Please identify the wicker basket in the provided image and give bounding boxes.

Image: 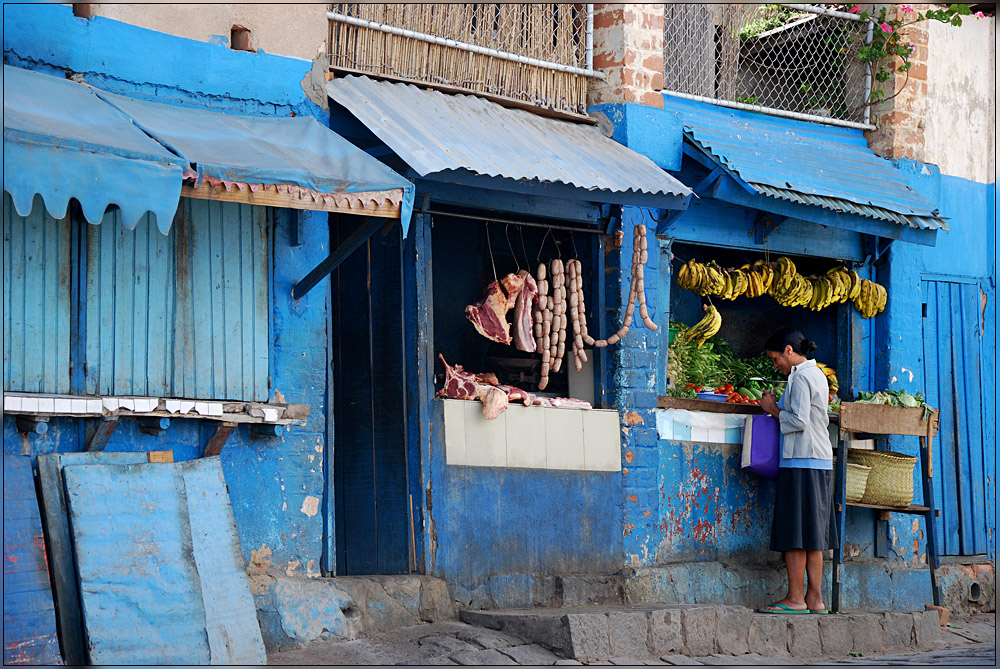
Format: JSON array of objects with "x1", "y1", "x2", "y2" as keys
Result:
[
  {"x1": 848, "y1": 450, "x2": 917, "y2": 507},
  {"x1": 845, "y1": 462, "x2": 873, "y2": 503}
]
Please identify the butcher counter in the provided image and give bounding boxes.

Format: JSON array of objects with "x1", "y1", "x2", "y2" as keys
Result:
[{"x1": 439, "y1": 399, "x2": 622, "y2": 471}]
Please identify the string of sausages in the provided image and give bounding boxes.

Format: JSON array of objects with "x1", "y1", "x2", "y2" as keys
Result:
[{"x1": 534, "y1": 224, "x2": 655, "y2": 390}]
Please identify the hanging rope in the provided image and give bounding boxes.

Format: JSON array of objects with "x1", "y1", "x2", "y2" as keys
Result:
[
  {"x1": 485, "y1": 223, "x2": 498, "y2": 283},
  {"x1": 505, "y1": 223, "x2": 520, "y2": 271}
]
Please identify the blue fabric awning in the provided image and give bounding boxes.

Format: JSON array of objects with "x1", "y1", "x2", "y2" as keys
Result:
[
  {"x1": 3, "y1": 65, "x2": 185, "y2": 232},
  {"x1": 96, "y1": 90, "x2": 415, "y2": 232},
  {"x1": 4, "y1": 66, "x2": 416, "y2": 235},
  {"x1": 662, "y1": 94, "x2": 946, "y2": 233}
]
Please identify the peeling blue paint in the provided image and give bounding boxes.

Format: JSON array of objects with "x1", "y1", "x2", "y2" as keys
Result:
[{"x1": 3, "y1": 5, "x2": 331, "y2": 576}]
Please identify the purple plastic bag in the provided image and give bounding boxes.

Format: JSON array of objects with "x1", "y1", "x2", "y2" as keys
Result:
[{"x1": 741, "y1": 414, "x2": 780, "y2": 480}]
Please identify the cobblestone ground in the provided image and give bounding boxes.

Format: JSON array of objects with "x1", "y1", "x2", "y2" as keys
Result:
[{"x1": 267, "y1": 614, "x2": 995, "y2": 666}]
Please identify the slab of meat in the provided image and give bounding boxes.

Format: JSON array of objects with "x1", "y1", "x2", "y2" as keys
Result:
[
  {"x1": 513, "y1": 269, "x2": 538, "y2": 353},
  {"x1": 533, "y1": 396, "x2": 593, "y2": 410},
  {"x1": 438, "y1": 354, "x2": 481, "y2": 400},
  {"x1": 437, "y1": 355, "x2": 540, "y2": 419},
  {"x1": 465, "y1": 273, "x2": 524, "y2": 345},
  {"x1": 480, "y1": 386, "x2": 509, "y2": 420}
]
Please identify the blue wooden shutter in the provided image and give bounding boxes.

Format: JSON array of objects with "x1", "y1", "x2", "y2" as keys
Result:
[
  {"x1": 922, "y1": 278, "x2": 988, "y2": 556},
  {"x1": 84, "y1": 198, "x2": 269, "y2": 401},
  {"x1": 3, "y1": 193, "x2": 72, "y2": 393},
  {"x1": 172, "y1": 199, "x2": 269, "y2": 401},
  {"x1": 85, "y1": 210, "x2": 175, "y2": 396}
]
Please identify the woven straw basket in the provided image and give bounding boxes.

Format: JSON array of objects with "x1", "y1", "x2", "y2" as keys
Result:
[
  {"x1": 848, "y1": 450, "x2": 917, "y2": 507},
  {"x1": 845, "y1": 462, "x2": 872, "y2": 503}
]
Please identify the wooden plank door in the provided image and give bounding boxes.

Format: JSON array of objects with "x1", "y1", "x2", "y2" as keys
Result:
[
  {"x1": 922, "y1": 279, "x2": 988, "y2": 556},
  {"x1": 332, "y1": 217, "x2": 410, "y2": 575}
]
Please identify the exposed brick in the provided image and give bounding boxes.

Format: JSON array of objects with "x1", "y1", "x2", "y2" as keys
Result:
[
  {"x1": 592, "y1": 7, "x2": 624, "y2": 30},
  {"x1": 906, "y1": 62, "x2": 927, "y2": 80}
]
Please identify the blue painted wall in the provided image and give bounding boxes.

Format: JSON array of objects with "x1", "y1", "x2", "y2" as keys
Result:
[
  {"x1": 600, "y1": 103, "x2": 994, "y2": 609},
  {"x1": 3, "y1": 4, "x2": 332, "y2": 576},
  {"x1": 876, "y1": 166, "x2": 996, "y2": 563}
]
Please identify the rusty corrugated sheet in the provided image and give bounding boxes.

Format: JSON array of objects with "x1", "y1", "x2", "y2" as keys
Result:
[
  {"x1": 662, "y1": 94, "x2": 947, "y2": 231},
  {"x1": 327, "y1": 75, "x2": 691, "y2": 202}
]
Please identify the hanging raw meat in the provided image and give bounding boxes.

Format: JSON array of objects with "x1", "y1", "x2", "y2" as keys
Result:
[
  {"x1": 437, "y1": 355, "x2": 534, "y2": 419},
  {"x1": 465, "y1": 272, "x2": 524, "y2": 345},
  {"x1": 513, "y1": 269, "x2": 538, "y2": 353}
]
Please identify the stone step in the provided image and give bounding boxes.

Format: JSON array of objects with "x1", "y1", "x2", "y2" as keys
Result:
[{"x1": 459, "y1": 605, "x2": 944, "y2": 662}]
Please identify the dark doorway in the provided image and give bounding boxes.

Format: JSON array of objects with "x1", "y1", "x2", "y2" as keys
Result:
[{"x1": 331, "y1": 216, "x2": 410, "y2": 575}]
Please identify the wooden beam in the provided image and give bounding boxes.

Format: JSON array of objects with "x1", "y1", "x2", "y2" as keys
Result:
[
  {"x1": 293, "y1": 216, "x2": 387, "y2": 299},
  {"x1": 181, "y1": 183, "x2": 400, "y2": 218},
  {"x1": 86, "y1": 418, "x2": 118, "y2": 452},
  {"x1": 204, "y1": 423, "x2": 237, "y2": 457}
]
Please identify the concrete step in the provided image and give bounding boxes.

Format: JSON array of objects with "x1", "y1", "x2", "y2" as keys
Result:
[{"x1": 460, "y1": 605, "x2": 944, "y2": 662}]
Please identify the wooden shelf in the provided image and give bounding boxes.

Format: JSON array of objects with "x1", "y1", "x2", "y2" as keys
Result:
[
  {"x1": 657, "y1": 396, "x2": 764, "y2": 414},
  {"x1": 839, "y1": 403, "x2": 938, "y2": 437},
  {"x1": 844, "y1": 501, "x2": 930, "y2": 514}
]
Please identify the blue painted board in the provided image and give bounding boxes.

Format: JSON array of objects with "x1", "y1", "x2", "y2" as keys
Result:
[
  {"x1": 180, "y1": 458, "x2": 267, "y2": 665},
  {"x1": 36, "y1": 452, "x2": 151, "y2": 667},
  {"x1": 2, "y1": 193, "x2": 72, "y2": 393},
  {"x1": 63, "y1": 462, "x2": 212, "y2": 665},
  {"x1": 3, "y1": 455, "x2": 63, "y2": 666},
  {"x1": 59, "y1": 457, "x2": 265, "y2": 665}
]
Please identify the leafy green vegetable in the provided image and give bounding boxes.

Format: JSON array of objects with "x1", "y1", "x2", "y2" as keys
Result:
[
  {"x1": 668, "y1": 323, "x2": 725, "y2": 388},
  {"x1": 664, "y1": 388, "x2": 698, "y2": 399},
  {"x1": 855, "y1": 389, "x2": 935, "y2": 418}
]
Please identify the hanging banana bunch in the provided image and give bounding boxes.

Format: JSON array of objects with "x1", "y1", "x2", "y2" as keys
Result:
[
  {"x1": 685, "y1": 304, "x2": 722, "y2": 349},
  {"x1": 852, "y1": 278, "x2": 887, "y2": 319},
  {"x1": 676, "y1": 255, "x2": 886, "y2": 318}
]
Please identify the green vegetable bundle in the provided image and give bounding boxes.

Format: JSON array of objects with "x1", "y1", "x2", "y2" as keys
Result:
[
  {"x1": 668, "y1": 322, "x2": 725, "y2": 389},
  {"x1": 855, "y1": 390, "x2": 934, "y2": 418}
]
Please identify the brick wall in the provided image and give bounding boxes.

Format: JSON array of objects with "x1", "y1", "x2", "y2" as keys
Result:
[
  {"x1": 589, "y1": 3, "x2": 665, "y2": 108},
  {"x1": 865, "y1": 4, "x2": 931, "y2": 161},
  {"x1": 603, "y1": 209, "x2": 663, "y2": 565}
]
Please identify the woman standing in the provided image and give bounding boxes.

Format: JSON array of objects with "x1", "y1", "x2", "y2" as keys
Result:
[{"x1": 758, "y1": 328, "x2": 838, "y2": 614}]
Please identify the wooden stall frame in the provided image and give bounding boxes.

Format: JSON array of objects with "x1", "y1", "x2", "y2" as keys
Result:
[{"x1": 832, "y1": 403, "x2": 942, "y2": 613}]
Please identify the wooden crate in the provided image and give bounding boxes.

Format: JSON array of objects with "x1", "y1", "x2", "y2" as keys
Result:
[{"x1": 839, "y1": 403, "x2": 938, "y2": 437}]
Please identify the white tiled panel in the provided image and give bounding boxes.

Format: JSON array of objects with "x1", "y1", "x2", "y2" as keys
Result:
[
  {"x1": 505, "y1": 404, "x2": 548, "y2": 469},
  {"x1": 440, "y1": 399, "x2": 621, "y2": 472}
]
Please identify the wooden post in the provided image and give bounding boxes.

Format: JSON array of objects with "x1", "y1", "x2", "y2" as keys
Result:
[
  {"x1": 832, "y1": 428, "x2": 849, "y2": 613},
  {"x1": 920, "y1": 433, "x2": 943, "y2": 607},
  {"x1": 204, "y1": 423, "x2": 237, "y2": 457},
  {"x1": 86, "y1": 418, "x2": 118, "y2": 451}
]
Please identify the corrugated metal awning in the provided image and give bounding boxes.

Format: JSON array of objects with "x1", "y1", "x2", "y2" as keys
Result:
[
  {"x1": 327, "y1": 75, "x2": 692, "y2": 210},
  {"x1": 663, "y1": 94, "x2": 947, "y2": 232},
  {"x1": 3, "y1": 65, "x2": 185, "y2": 232}
]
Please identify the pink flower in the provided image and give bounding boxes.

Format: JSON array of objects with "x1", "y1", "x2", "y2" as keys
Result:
[
  {"x1": 974, "y1": 10, "x2": 986, "y2": 18},
  {"x1": 880, "y1": 22, "x2": 893, "y2": 33},
  {"x1": 849, "y1": 5, "x2": 861, "y2": 14},
  {"x1": 900, "y1": 5, "x2": 914, "y2": 12}
]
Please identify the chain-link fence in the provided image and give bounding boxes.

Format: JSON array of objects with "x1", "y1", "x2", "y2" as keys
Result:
[
  {"x1": 329, "y1": 4, "x2": 591, "y2": 114},
  {"x1": 664, "y1": 4, "x2": 872, "y2": 125}
]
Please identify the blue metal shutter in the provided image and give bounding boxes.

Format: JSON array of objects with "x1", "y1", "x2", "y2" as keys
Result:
[
  {"x1": 84, "y1": 198, "x2": 268, "y2": 401},
  {"x1": 171, "y1": 199, "x2": 269, "y2": 401},
  {"x1": 2, "y1": 193, "x2": 72, "y2": 393},
  {"x1": 921, "y1": 278, "x2": 988, "y2": 556},
  {"x1": 85, "y1": 211, "x2": 175, "y2": 396}
]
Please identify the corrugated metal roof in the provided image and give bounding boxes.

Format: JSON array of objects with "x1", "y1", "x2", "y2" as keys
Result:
[
  {"x1": 662, "y1": 94, "x2": 946, "y2": 231},
  {"x1": 328, "y1": 75, "x2": 691, "y2": 204}
]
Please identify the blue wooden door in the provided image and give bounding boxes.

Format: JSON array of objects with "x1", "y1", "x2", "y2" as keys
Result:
[
  {"x1": 921, "y1": 279, "x2": 988, "y2": 556},
  {"x1": 332, "y1": 219, "x2": 410, "y2": 575}
]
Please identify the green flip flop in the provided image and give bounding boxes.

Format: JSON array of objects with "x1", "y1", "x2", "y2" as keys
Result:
[
  {"x1": 758, "y1": 603, "x2": 809, "y2": 614},
  {"x1": 809, "y1": 609, "x2": 830, "y2": 614}
]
